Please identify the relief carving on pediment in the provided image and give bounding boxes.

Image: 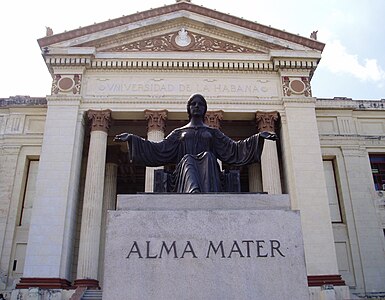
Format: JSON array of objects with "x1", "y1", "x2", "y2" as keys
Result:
[{"x1": 103, "y1": 28, "x2": 262, "y2": 53}]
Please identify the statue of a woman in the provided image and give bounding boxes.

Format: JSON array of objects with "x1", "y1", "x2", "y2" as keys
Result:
[{"x1": 114, "y1": 94, "x2": 277, "y2": 193}]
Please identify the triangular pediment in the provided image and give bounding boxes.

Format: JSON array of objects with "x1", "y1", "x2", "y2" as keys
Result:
[
  {"x1": 98, "y1": 28, "x2": 271, "y2": 54},
  {"x1": 38, "y1": 1, "x2": 324, "y2": 55}
]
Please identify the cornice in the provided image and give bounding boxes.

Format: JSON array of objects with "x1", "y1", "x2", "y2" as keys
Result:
[
  {"x1": 0, "y1": 96, "x2": 47, "y2": 108},
  {"x1": 45, "y1": 56, "x2": 92, "y2": 67},
  {"x1": 89, "y1": 58, "x2": 275, "y2": 72},
  {"x1": 46, "y1": 95, "x2": 82, "y2": 106},
  {"x1": 316, "y1": 98, "x2": 385, "y2": 111},
  {"x1": 38, "y1": 2, "x2": 324, "y2": 51},
  {"x1": 319, "y1": 135, "x2": 385, "y2": 148},
  {"x1": 282, "y1": 97, "x2": 316, "y2": 105},
  {"x1": 44, "y1": 52, "x2": 318, "y2": 73}
]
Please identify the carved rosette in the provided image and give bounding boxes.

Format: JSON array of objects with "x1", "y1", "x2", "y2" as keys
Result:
[
  {"x1": 282, "y1": 76, "x2": 312, "y2": 97},
  {"x1": 104, "y1": 29, "x2": 261, "y2": 53},
  {"x1": 205, "y1": 110, "x2": 223, "y2": 129},
  {"x1": 87, "y1": 110, "x2": 112, "y2": 133},
  {"x1": 144, "y1": 110, "x2": 168, "y2": 133},
  {"x1": 256, "y1": 111, "x2": 279, "y2": 133},
  {"x1": 51, "y1": 74, "x2": 82, "y2": 95}
]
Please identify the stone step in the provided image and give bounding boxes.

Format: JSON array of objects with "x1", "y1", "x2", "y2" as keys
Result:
[{"x1": 81, "y1": 289, "x2": 103, "y2": 300}]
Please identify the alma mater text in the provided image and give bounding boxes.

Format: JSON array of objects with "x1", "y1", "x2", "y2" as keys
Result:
[{"x1": 126, "y1": 239, "x2": 285, "y2": 259}]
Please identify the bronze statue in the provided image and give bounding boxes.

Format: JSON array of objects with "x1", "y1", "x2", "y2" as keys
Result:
[{"x1": 114, "y1": 94, "x2": 277, "y2": 193}]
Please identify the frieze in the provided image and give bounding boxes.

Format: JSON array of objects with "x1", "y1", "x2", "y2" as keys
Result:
[
  {"x1": 85, "y1": 76, "x2": 278, "y2": 98},
  {"x1": 103, "y1": 28, "x2": 262, "y2": 53}
]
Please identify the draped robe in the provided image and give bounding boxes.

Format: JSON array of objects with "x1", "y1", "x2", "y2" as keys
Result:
[{"x1": 128, "y1": 125, "x2": 265, "y2": 193}]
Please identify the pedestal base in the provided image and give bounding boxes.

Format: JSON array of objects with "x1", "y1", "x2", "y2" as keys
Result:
[{"x1": 104, "y1": 194, "x2": 309, "y2": 300}]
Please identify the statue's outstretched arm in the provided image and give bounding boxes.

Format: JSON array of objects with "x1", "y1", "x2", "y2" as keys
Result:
[
  {"x1": 113, "y1": 133, "x2": 133, "y2": 142},
  {"x1": 259, "y1": 131, "x2": 278, "y2": 141}
]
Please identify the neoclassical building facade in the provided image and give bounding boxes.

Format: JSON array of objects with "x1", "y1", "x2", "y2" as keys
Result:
[{"x1": 0, "y1": 1, "x2": 385, "y2": 299}]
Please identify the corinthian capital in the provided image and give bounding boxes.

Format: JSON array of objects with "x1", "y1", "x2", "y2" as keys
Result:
[
  {"x1": 256, "y1": 111, "x2": 279, "y2": 133},
  {"x1": 144, "y1": 110, "x2": 168, "y2": 133},
  {"x1": 87, "y1": 109, "x2": 112, "y2": 133},
  {"x1": 205, "y1": 110, "x2": 223, "y2": 129}
]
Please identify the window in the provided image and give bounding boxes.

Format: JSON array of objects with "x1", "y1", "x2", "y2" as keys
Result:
[
  {"x1": 369, "y1": 154, "x2": 385, "y2": 191},
  {"x1": 19, "y1": 160, "x2": 39, "y2": 226},
  {"x1": 323, "y1": 159, "x2": 343, "y2": 223}
]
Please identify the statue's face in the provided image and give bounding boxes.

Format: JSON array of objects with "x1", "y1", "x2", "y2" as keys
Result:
[{"x1": 189, "y1": 96, "x2": 206, "y2": 117}]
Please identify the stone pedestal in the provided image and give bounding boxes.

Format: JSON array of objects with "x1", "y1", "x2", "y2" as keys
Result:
[{"x1": 104, "y1": 194, "x2": 309, "y2": 300}]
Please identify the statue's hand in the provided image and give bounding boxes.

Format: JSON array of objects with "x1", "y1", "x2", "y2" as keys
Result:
[
  {"x1": 259, "y1": 131, "x2": 278, "y2": 141},
  {"x1": 113, "y1": 133, "x2": 133, "y2": 142}
]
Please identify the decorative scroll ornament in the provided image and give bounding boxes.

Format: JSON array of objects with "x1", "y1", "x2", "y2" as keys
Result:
[
  {"x1": 144, "y1": 110, "x2": 168, "y2": 133},
  {"x1": 51, "y1": 74, "x2": 82, "y2": 95},
  {"x1": 205, "y1": 110, "x2": 223, "y2": 129},
  {"x1": 282, "y1": 76, "x2": 312, "y2": 97},
  {"x1": 255, "y1": 111, "x2": 279, "y2": 133},
  {"x1": 104, "y1": 29, "x2": 261, "y2": 53},
  {"x1": 87, "y1": 110, "x2": 112, "y2": 133}
]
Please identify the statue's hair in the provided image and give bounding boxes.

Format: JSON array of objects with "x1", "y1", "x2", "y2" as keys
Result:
[{"x1": 187, "y1": 93, "x2": 207, "y2": 120}]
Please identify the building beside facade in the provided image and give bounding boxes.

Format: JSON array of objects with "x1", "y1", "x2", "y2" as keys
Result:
[{"x1": 0, "y1": 1, "x2": 384, "y2": 299}]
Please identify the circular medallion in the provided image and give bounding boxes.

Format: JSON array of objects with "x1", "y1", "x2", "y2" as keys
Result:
[
  {"x1": 172, "y1": 28, "x2": 193, "y2": 49},
  {"x1": 289, "y1": 79, "x2": 305, "y2": 94},
  {"x1": 58, "y1": 77, "x2": 74, "y2": 92}
]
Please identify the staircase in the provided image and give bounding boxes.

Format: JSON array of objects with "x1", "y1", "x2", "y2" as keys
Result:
[{"x1": 81, "y1": 289, "x2": 103, "y2": 300}]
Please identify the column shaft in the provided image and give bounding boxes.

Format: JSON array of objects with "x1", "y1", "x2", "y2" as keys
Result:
[
  {"x1": 98, "y1": 162, "x2": 118, "y2": 287},
  {"x1": 145, "y1": 130, "x2": 165, "y2": 192},
  {"x1": 261, "y1": 140, "x2": 282, "y2": 194},
  {"x1": 144, "y1": 110, "x2": 167, "y2": 192},
  {"x1": 256, "y1": 111, "x2": 282, "y2": 194},
  {"x1": 76, "y1": 110, "x2": 111, "y2": 287},
  {"x1": 248, "y1": 163, "x2": 262, "y2": 192}
]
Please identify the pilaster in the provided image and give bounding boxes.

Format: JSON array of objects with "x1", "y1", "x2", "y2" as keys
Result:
[
  {"x1": 341, "y1": 146, "x2": 385, "y2": 292},
  {"x1": 281, "y1": 96, "x2": 340, "y2": 277},
  {"x1": 20, "y1": 96, "x2": 84, "y2": 287}
]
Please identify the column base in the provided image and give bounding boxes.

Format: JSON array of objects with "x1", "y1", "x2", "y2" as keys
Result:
[
  {"x1": 307, "y1": 274, "x2": 346, "y2": 286},
  {"x1": 15, "y1": 277, "x2": 71, "y2": 289},
  {"x1": 73, "y1": 279, "x2": 100, "y2": 289}
]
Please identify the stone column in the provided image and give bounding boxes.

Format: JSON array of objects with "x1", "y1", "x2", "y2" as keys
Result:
[
  {"x1": 98, "y1": 146, "x2": 119, "y2": 287},
  {"x1": 248, "y1": 164, "x2": 263, "y2": 192},
  {"x1": 256, "y1": 111, "x2": 282, "y2": 194},
  {"x1": 205, "y1": 111, "x2": 223, "y2": 170},
  {"x1": 75, "y1": 110, "x2": 111, "y2": 288},
  {"x1": 144, "y1": 110, "x2": 167, "y2": 192}
]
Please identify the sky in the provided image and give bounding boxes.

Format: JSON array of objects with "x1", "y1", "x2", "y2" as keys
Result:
[{"x1": 1, "y1": 0, "x2": 384, "y2": 100}]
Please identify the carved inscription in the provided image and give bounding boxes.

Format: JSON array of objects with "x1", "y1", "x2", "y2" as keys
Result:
[
  {"x1": 126, "y1": 239, "x2": 285, "y2": 259},
  {"x1": 88, "y1": 80, "x2": 275, "y2": 97}
]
